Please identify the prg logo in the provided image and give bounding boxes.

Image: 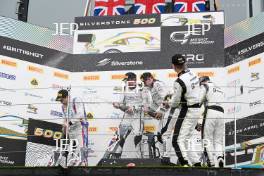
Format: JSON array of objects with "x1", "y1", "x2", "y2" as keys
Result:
[
  {"x1": 183, "y1": 54, "x2": 205, "y2": 64},
  {"x1": 170, "y1": 23, "x2": 211, "y2": 45}
]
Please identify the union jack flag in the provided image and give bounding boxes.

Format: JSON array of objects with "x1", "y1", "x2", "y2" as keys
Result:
[
  {"x1": 93, "y1": 0, "x2": 125, "y2": 16},
  {"x1": 173, "y1": 0, "x2": 206, "y2": 12},
  {"x1": 134, "y1": 0, "x2": 165, "y2": 14}
]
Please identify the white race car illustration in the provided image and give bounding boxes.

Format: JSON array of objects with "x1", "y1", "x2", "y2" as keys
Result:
[
  {"x1": 0, "y1": 115, "x2": 28, "y2": 139},
  {"x1": 81, "y1": 32, "x2": 160, "y2": 54},
  {"x1": 162, "y1": 14, "x2": 215, "y2": 26}
]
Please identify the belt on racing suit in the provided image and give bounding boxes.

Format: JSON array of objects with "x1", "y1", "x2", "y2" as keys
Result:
[
  {"x1": 187, "y1": 103, "x2": 200, "y2": 108},
  {"x1": 207, "y1": 105, "x2": 224, "y2": 113}
]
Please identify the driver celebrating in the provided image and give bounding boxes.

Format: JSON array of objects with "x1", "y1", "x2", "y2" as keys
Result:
[{"x1": 111, "y1": 72, "x2": 144, "y2": 158}]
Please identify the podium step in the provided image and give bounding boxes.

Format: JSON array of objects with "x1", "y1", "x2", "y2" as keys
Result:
[{"x1": 98, "y1": 158, "x2": 162, "y2": 166}]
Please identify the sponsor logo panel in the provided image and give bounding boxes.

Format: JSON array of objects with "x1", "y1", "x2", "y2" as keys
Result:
[
  {"x1": 51, "y1": 84, "x2": 65, "y2": 89},
  {"x1": 53, "y1": 72, "x2": 69, "y2": 80},
  {"x1": 0, "y1": 137, "x2": 27, "y2": 166},
  {"x1": 50, "y1": 110, "x2": 63, "y2": 118},
  {"x1": 228, "y1": 66, "x2": 240, "y2": 74},
  {"x1": 249, "y1": 100, "x2": 262, "y2": 109},
  {"x1": 24, "y1": 92, "x2": 43, "y2": 99},
  {"x1": 0, "y1": 72, "x2": 16, "y2": 80},
  {"x1": 30, "y1": 78, "x2": 39, "y2": 86},
  {"x1": 2, "y1": 45, "x2": 44, "y2": 59},
  {"x1": 184, "y1": 54, "x2": 205, "y2": 64},
  {"x1": 27, "y1": 119, "x2": 63, "y2": 146},
  {"x1": 82, "y1": 88, "x2": 98, "y2": 95},
  {"x1": 75, "y1": 14, "x2": 160, "y2": 30},
  {"x1": 168, "y1": 73, "x2": 177, "y2": 78},
  {"x1": 238, "y1": 42, "x2": 264, "y2": 56},
  {"x1": 1, "y1": 59, "x2": 17, "y2": 67},
  {"x1": 110, "y1": 112, "x2": 121, "y2": 119},
  {"x1": 96, "y1": 58, "x2": 143, "y2": 67},
  {"x1": 225, "y1": 111, "x2": 264, "y2": 147},
  {"x1": 0, "y1": 100, "x2": 12, "y2": 106},
  {"x1": 248, "y1": 58, "x2": 261, "y2": 67},
  {"x1": 197, "y1": 71, "x2": 215, "y2": 77},
  {"x1": 144, "y1": 125, "x2": 156, "y2": 133},
  {"x1": 109, "y1": 127, "x2": 118, "y2": 132},
  {"x1": 169, "y1": 23, "x2": 215, "y2": 45},
  {"x1": 28, "y1": 65, "x2": 43, "y2": 74},
  {"x1": 248, "y1": 87, "x2": 264, "y2": 94},
  {"x1": 83, "y1": 75, "x2": 100, "y2": 81},
  {"x1": 227, "y1": 105, "x2": 242, "y2": 114},
  {"x1": 225, "y1": 33, "x2": 264, "y2": 65},
  {"x1": 88, "y1": 127, "x2": 98, "y2": 133},
  {"x1": 250, "y1": 72, "x2": 260, "y2": 82},
  {"x1": 227, "y1": 79, "x2": 240, "y2": 88},
  {"x1": 111, "y1": 74, "x2": 126, "y2": 80},
  {"x1": 226, "y1": 79, "x2": 244, "y2": 100},
  {"x1": 86, "y1": 112, "x2": 94, "y2": 120},
  {"x1": 26, "y1": 104, "x2": 38, "y2": 114}
]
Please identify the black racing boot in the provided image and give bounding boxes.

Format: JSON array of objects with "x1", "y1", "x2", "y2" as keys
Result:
[
  {"x1": 161, "y1": 157, "x2": 175, "y2": 166},
  {"x1": 193, "y1": 162, "x2": 202, "y2": 167}
]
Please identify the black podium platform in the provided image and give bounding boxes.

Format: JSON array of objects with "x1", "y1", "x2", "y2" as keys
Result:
[
  {"x1": 0, "y1": 167, "x2": 264, "y2": 176},
  {"x1": 98, "y1": 158, "x2": 162, "y2": 167}
]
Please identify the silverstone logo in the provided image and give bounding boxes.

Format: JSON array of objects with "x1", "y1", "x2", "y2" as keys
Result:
[
  {"x1": 97, "y1": 58, "x2": 143, "y2": 67},
  {"x1": 238, "y1": 41, "x2": 264, "y2": 55},
  {"x1": 96, "y1": 58, "x2": 111, "y2": 66},
  {"x1": 79, "y1": 19, "x2": 131, "y2": 27},
  {"x1": 251, "y1": 72, "x2": 260, "y2": 82},
  {"x1": 170, "y1": 23, "x2": 213, "y2": 45},
  {"x1": 0, "y1": 72, "x2": 16, "y2": 80}
]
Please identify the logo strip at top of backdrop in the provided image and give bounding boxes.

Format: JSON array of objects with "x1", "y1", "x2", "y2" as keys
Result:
[
  {"x1": 72, "y1": 12, "x2": 224, "y2": 72},
  {"x1": 0, "y1": 12, "x2": 224, "y2": 72}
]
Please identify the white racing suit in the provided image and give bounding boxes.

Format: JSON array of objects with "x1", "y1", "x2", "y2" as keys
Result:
[
  {"x1": 170, "y1": 69, "x2": 202, "y2": 166},
  {"x1": 50, "y1": 97, "x2": 88, "y2": 167},
  {"x1": 141, "y1": 81, "x2": 167, "y2": 158},
  {"x1": 110, "y1": 88, "x2": 144, "y2": 158},
  {"x1": 200, "y1": 82, "x2": 225, "y2": 167}
]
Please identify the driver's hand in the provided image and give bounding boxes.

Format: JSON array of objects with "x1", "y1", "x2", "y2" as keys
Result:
[
  {"x1": 195, "y1": 123, "x2": 202, "y2": 131},
  {"x1": 113, "y1": 102, "x2": 120, "y2": 109},
  {"x1": 155, "y1": 112, "x2": 163, "y2": 120},
  {"x1": 126, "y1": 107, "x2": 134, "y2": 114},
  {"x1": 162, "y1": 101, "x2": 170, "y2": 109}
]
